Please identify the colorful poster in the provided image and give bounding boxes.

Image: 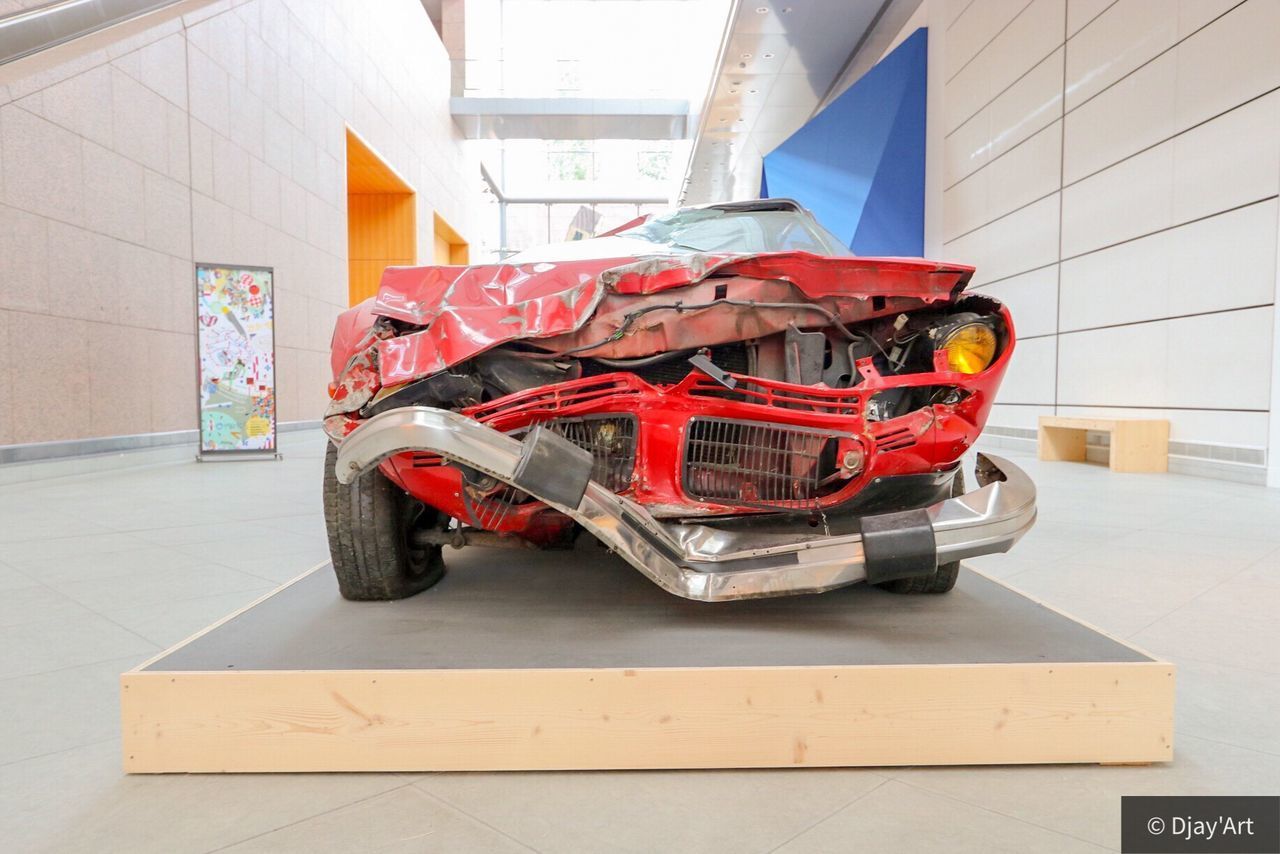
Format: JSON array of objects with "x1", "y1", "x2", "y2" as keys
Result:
[{"x1": 196, "y1": 265, "x2": 277, "y2": 454}]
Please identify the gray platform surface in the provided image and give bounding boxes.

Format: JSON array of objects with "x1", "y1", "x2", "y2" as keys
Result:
[{"x1": 147, "y1": 543, "x2": 1151, "y2": 671}]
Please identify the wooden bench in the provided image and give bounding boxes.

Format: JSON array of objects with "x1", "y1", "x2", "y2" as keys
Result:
[{"x1": 1038, "y1": 416, "x2": 1169, "y2": 473}]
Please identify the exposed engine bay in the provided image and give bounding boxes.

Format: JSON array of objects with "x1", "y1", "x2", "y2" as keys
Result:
[{"x1": 358, "y1": 290, "x2": 1007, "y2": 425}]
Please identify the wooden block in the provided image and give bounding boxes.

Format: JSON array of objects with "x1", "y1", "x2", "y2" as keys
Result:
[
  {"x1": 1110, "y1": 420, "x2": 1169, "y2": 473},
  {"x1": 1038, "y1": 416, "x2": 1169, "y2": 473},
  {"x1": 1038, "y1": 422, "x2": 1087, "y2": 461}
]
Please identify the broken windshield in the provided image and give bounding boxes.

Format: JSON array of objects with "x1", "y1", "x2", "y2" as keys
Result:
[{"x1": 617, "y1": 208, "x2": 855, "y2": 257}]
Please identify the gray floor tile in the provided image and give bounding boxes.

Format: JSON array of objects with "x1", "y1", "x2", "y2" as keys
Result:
[
  {"x1": 214, "y1": 550, "x2": 332, "y2": 583},
  {"x1": 171, "y1": 530, "x2": 332, "y2": 565},
  {"x1": 414, "y1": 768, "x2": 886, "y2": 854},
  {"x1": 0, "y1": 559, "x2": 38, "y2": 590},
  {"x1": 128, "y1": 520, "x2": 284, "y2": 547},
  {"x1": 0, "y1": 514, "x2": 119, "y2": 544},
  {"x1": 0, "y1": 655, "x2": 138, "y2": 766},
  {"x1": 1130, "y1": 565, "x2": 1280, "y2": 673},
  {"x1": 0, "y1": 582, "x2": 96, "y2": 628},
  {"x1": 49, "y1": 562, "x2": 277, "y2": 612},
  {"x1": 774, "y1": 779, "x2": 1109, "y2": 854},
  {"x1": 891, "y1": 735, "x2": 1280, "y2": 848},
  {"x1": 12, "y1": 545, "x2": 215, "y2": 585},
  {"x1": 219, "y1": 786, "x2": 535, "y2": 853},
  {"x1": 2, "y1": 740, "x2": 411, "y2": 854},
  {"x1": 0, "y1": 612, "x2": 157, "y2": 679},
  {"x1": 1003, "y1": 559, "x2": 1234, "y2": 638},
  {"x1": 0, "y1": 531, "x2": 152, "y2": 563},
  {"x1": 1175, "y1": 658, "x2": 1280, "y2": 756},
  {"x1": 99, "y1": 586, "x2": 275, "y2": 647}
]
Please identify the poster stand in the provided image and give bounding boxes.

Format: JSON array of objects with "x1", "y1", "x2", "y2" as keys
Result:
[{"x1": 194, "y1": 263, "x2": 280, "y2": 461}]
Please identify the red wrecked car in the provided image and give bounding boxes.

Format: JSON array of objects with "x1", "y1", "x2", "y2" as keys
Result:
[{"x1": 323, "y1": 199, "x2": 1036, "y2": 602}]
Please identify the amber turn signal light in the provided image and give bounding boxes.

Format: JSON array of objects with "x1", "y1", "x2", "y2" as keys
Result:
[{"x1": 940, "y1": 322, "x2": 997, "y2": 374}]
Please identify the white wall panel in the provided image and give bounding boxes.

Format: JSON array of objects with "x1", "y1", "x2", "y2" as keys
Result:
[
  {"x1": 1170, "y1": 89, "x2": 1280, "y2": 225},
  {"x1": 1060, "y1": 136, "x2": 1173, "y2": 258},
  {"x1": 946, "y1": 192, "x2": 1059, "y2": 287},
  {"x1": 985, "y1": 46, "x2": 1064, "y2": 163},
  {"x1": 1066, "y1": 0, "x2": 1115, "y2": 36},
  {"x1": 1057, "y1": 320, "x2": 1167, "y2": 406},
  {"x1": 942, "y1": 166, "x2": 987, "y2": 242},
  {"x1": 1064, "y1": 0, "x2": 1178, "y2": 110},
  {"x1": 1059, "y1": 200, "x2": 1278, "y2": 331},
  {"x1": 1057, "y1": 308, "x2": 1272, "y2": 410},
  {"x1": 945, "y1": 0, "x2": 1034, "y2": 80},
  {"x1": 943, "y1": 120, "x2": 1060, "y2": 241},
  {"x1": 1177, "y1": 0, "x2": 1243, "y2": 38},
  {"x1": 944, "y1": 0, "x2": 1065, "y2": 134},
  {"x1": 944, "y1": 107, "x2": 991, "y2": 186},
  {"x1": 1064, "y1": 90, "x2": 1280, "y2": 258},
  {"x1": 943, "y1": 0, "x2": 980, "y2": 28},
  {"x1": 937, "y1": 0, "x2": 1279, "y2": 477},
  {"x1": 943, "y1": 45, "x2": 1063, "y2": 188},
  {"x1": 1174, "y1": 1, "x2": 1280, "y2": 131},
  {"x1": 973, "y1": 266, "x2": 1059, "y2": 339},
  {"x1": 988, "y1": 403, "x2": 1055, "y2": 429},
  {"x1": 1062, "y1": 49, "x2": 1175, "y2": 183},
  {"x1": 997, "y1": 335, "x2": 1057, "y2": 405}
]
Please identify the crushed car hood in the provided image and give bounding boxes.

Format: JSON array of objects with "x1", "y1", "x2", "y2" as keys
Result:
[{"x1": 368, "y1": 252, "x2": 974, "y2": 386}]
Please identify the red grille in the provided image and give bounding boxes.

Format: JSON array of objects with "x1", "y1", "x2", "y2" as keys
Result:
[
  {"x1": 873, "y1": 424, "x2": 917, "y2": 451},
  {"x1": 682, "y1": 417, "x2": 847, "y2": 510},
  {"x1": 685, "y1": 374, "x2": 861, "y2": 416},
  {"x1": 466, "y1": 375, "x2": 643, "y2": 425}
]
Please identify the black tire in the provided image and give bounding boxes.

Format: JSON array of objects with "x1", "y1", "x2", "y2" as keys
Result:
[
  {"x1": 323, "y1": 442, "x2": 445, "y2": 600},
  {"x1": 878, "y1": 467, "x2": 964, "y2": 595}
]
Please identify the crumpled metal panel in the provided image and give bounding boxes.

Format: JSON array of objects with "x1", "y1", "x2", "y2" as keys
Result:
[{"x1": 369, "y1": 252, "x2": 973, "y2": 386}]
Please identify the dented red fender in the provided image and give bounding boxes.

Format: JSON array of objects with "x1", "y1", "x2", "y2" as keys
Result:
[{"x1": 349, "y1": 252, "x2": 974, "y2": 387}]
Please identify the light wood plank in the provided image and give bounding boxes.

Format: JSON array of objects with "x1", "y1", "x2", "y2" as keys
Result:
[{"x1": 122, "y1": 661, "x2": 1174, "y2": 772}]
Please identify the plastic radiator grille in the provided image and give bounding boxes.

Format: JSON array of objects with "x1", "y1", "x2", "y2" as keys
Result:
[
  {"x1": 682, "y1": 417, "x2": 843, "y2": 509},
  {"x1": 543, "y1": 414, "x2": 637, "y2": 493}
]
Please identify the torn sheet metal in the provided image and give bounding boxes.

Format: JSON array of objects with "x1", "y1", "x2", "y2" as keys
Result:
[{"x1": 369, "y1": 253, "x2": 974, "y2": 387}]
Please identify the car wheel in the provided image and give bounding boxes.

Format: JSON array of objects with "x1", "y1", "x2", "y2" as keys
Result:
[
  {"x1": 323, "y1": 442, "x2": 445, "y2": 600},
  {"x1": 878, "y1": 467, "x2": 964, "y2": 595}
]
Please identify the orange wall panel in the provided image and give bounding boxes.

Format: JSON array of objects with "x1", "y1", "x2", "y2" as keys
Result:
[{"x1": 347, "y1": 192, "x2": 416, "y2": 306}]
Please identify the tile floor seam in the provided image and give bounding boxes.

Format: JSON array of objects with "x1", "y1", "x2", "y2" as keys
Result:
[
  {"x1": 0, "y1": 653, "x2": 143, "y2": 686},
  {"x1": 0, "y1": 735, "x2": 119, "y2": 771},
  {"x1": 888, "y1": 776, "x2": 1114, "y2": 851},
  {"x1": 1175, "y1": 730, "x2": 1280, "y2": 760},
  {"x1": 410, "y1": 785, "x2": 545, "y2": 853},
  {"x1": 763, "y1": 776, "x2": 892, "y2": 853},
  {"x1": 0, "y1": 561, "x2": 164, "y2": 658},
  {"x1": 1176, "y1": 731, "x2": 1280, "y2": 761},
  {"x1": 201, "y1": 780, "x2": 419, "y2": 854},
  {"x1": 1158, "y1": 649, "x2": 1280, "y2": 679},
  {"x1": 1120, "y1": 539, "x2": 1280, "y2": 641}
]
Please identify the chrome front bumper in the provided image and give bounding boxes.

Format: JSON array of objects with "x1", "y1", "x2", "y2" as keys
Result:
[{"x1": 334, "y1": 406, "x2": 1037, "y2": 602}]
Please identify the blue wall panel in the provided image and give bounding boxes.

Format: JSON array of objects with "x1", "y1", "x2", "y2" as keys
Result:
[{"x1": 760, "y1": 28, "x2": 927, "y2": 257}]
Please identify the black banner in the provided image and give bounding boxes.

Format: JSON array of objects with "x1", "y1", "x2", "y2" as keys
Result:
[{"x1": 1122, "y1": 796, "x2": 1279, "y2": 853}]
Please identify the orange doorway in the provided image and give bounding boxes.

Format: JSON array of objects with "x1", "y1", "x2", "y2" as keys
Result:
[
  {"x1": 433, "y1": 212, "x2": 469, "y2": 265},
  {"x1": 346, "y1": 128, "x2": 416, "y2": 306}
]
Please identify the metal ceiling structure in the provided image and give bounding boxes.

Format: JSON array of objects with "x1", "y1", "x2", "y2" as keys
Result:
[
  {"x1": 451, "y1": 97, "x2": 693, "y2": 140},
  {"x1": 680, "y1": 0, "x2": 894, "y2": 205}
]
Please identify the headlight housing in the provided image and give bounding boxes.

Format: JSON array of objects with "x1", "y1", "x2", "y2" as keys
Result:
[{"x1": 933, "y1": 314, "x2": 998, "y2": 375}]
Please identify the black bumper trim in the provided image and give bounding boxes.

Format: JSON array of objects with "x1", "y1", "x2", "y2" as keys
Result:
[{"x1": 860, "y1": 508, "x2": 938, "y2": 584}]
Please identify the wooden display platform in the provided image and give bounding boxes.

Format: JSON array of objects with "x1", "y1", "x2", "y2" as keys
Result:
[{"x1": 121, "y1": 545, "x2": 1175, "y2": 773}]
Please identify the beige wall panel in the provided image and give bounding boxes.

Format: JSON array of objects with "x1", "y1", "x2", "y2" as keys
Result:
[{"x1": 0, "y1": 0, "x2": 479, "y2": 444}]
